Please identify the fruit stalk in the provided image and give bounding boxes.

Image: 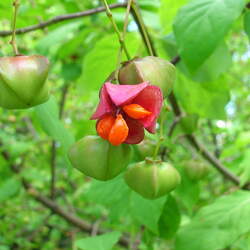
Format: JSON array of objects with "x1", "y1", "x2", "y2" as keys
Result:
[
  {"x1": 153, "y1": 106, "x2": 167, "y2": 159},
  {"x1": 102, "y1": 0, "x2": 130, "y2": 60},
  {"x1": 114, "y1": 0, "x2": 133, "y2": 82},
  {"x1": 131, "y1": 1, "x2": 154, "y2": 56},
  {"x1": 9, "y1": 0, "x2": 20, "y2": 55}
]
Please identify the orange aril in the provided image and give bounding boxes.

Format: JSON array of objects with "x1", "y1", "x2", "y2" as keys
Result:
[
  {"x1": 108, "y1": 114, "x2": 129, "y2": 146},
  {"x1": 123, "y1": 104, "x2": 151, "y2": 119},
  {"x1": 96, "y1": 114, "x2": 115, "y2": 140}
]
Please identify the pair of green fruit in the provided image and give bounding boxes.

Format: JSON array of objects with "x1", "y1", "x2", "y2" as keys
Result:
[
  {"x1": 69, "y1": 136, "x2": 181, "y2": 200},
  {"x1": 68, "y1": 56, "x2": 178, "y2": 200},
  {"x1": 0, "y1": 54, "x2": 180, "y2": 199},
  {"x1": 68, "y1": 57, "x2": 178, "y2": 200},
  {"x1": 0, "y1": 55, "x2": 175, "y2": 109}
]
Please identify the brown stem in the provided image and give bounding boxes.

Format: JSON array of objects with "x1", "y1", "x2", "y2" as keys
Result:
[
  {"x1": 50, "y1": 141, "x2": 56, "y2": 199},
  {"x1": 1, "y1": 2, "x2": 249, "y2": 38},
  {"x1": 0, "y1": 3, "x2": 126, "y2": 37},
  {"x1": 50, "y1": 84, "x2": 70, "y2": 200},
  {"x1": 130, "y1": 1, "x2": 156, "y2": 56},
  {"x1": 0, "y1": 145, "x2": 130, "y2": 247},
  {"x1": 130, "y1": 0, "x2": 250, "y2": 189},
  {"x1": 130, "y1": 226, "x2": 145, "y2": 250},
  {"x1": 168, "y1": 116, "x2": 182, "y2": 137},
  {"x1": 185, "y1": 134, "x2": 240, "y2": 185},
  {"x1": 59, "y1": 84, "x2": 69, "y2": 119}
]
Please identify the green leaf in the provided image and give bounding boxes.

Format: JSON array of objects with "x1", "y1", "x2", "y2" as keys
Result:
[
  {"x1": 158, "y1": 195, "x2": 181, "y2": 239},
  {"x1": 174, "y1": 74, "x2": 230, "y2": 119},
  {"x1": 176, "y1": 191, "x2": 250, "y2": 250},
  {"x1": 75, "y1": 232, "x2": 121, "y2": 250},
  {"x1": 173, "y1": 0, "x2": 245, "y2": 72},
  {"x1": 244, "y1": 10, "x2": 250, "y2": 40},
  {"x1": 36, "y1": 21, "x2": 82, "y2": 54},
  {"x1": 162, "y1": 34, "x2": 232, "y2": 83},
  {"x1": 139, "y1": 0, "x2": 160, "y2": 12},
  {"x1": 160, "y1": 0, "x2": 188, "y2": 33},
  {"x1": 180, "y1": 114, "x2": 199, "y2": 134},
  {"x1": 60, "y1": 63, "x2": 82, "y2": 82},
  {"x1": 85, "y1": 176, "x2": 130, "y2": 205},
  {"x1": 0, "y1": 178, "x2": 21, "y2": 202},
  {"x1": 34, "y1": 96, "x2": 74, "y2": 151},
  {"x1": 175, "y1": 167, "x2": 200, "y2": 212},
  {"x1": 79, "y1": 33, "x2": 140, "y2": 92},
  {"x1": 57, "y1": 28, "x2": 92, "y2": 59},
  {"x1": 130, "y1": 192, "x2": 166, "y2": 234},
  {"x1": 85, "y1": 176, "x2": 131, "y2": 221}
]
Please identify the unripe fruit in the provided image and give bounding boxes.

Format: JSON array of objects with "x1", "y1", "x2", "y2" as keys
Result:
[
  {"x1": 118, "y1": 56, "x2": 176, "y2": 95},
  {"x1": 184, "y1": 160, "x2": 209, "y2": 181},
  {"x1": 68, "y1": 136, "x2": 132, "y2": 181},
  {"x1": 137, "y1": 139, "x2": 156, "y2": 159},
  {"x1": 0, "y1": 55, "x2": 50, "y2": 109},
  {"x1": 124, "y1": 160, "x2": 181, "y2": 199}
]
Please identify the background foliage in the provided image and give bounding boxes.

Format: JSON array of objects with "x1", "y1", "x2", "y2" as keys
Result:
[{"x1": 0, "y1": 0, "x2": 250, "y2": 249}]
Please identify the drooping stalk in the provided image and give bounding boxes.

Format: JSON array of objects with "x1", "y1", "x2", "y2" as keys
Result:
[
  {"x1": 153, "y1": 107, "x2": 167, "y2": 160},
  {"x1": 10, "y1": 0, "x2": 20, "y2": 55},
  {"x1": 102, "y1": 0, "x2": 131, "y2": 60},
  {"x1": 122, "y1": 0, "x2": 133, "y2": 42},
  {"x1": 114, "y1": 0, "x2": 133, "y2": 82},
  {"x1": 131, "y1": 1, "x2": 154, "y2": 56}
]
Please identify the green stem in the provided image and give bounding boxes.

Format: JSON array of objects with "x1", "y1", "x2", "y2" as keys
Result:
[
  {"x1": 131, "y1": 1, "x2": 154, "y2": 56},
  {"x1": 153, "y1": 108, "x2": 167, "y2": 160},
  {"x1": 10, "y1": 0, "x2": 20, "y2": 55},
  {"x1": 122, "y1": 0, "x2": 133, "y2": 40},
  {"x1": 114, "y1": 0, "x2": 133, "y2": 83},
  {"x1": 102, "y1": 0, "x2": 130, "y2": 60},
  {"x1": 115, "y1": 47, "x2": 123, "y2": 83}
]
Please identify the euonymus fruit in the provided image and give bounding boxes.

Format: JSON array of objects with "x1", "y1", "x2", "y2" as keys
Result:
[
  {"x1": 0, "y1": 55, "x2": 50, "y2": 109},
  {"x1": 137, "y1": 139, "x2": 156, "y2": 159},
  {"x1": 68, "y1": 135, "x2": 132, "y2": 181},
  {"x1": 184, "y1": 160, "x2": 209, "y2": 181},
  {"x1": 124, "y1": 160, "x2": 181, "y2": 199},
  {"x1": 118, "y1": 56, "x2": 176, "y2": 95}
]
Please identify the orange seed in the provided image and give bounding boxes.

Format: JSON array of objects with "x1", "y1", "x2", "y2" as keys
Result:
[
  {"x1": 123, "y1": 104, "x2": 152, "y2": 119},
  {"x1": 108, "y1": 114, "x2": 129, "y2": 146},
  {"x1": 96, "y1": 114, "x2": 115, "y2": 140}
]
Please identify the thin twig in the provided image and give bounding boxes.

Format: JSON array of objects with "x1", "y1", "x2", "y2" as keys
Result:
[
  {"x1": 130, "y1": 226, "x2": 145, "y2": 250},
  {"x1": 23, "y1": 116, "x2": 39, "y2": 139},
  {"x1": 130, "y1": 0, "x2": 249, "y2": 188},
  {"x1": 185, "y1": 134, "x2": 240, "y2": 185},
  {"x1": 0, "y1": 145, "x2": 130, "y2": 247},
  {"x1": 171, "y1": 55, "x2": 181, "y2": 65},
  {"x1": 207, "y1": 120, "x2": 220, "y2": 158},
  {"x1": 153, "y1": 109, "x2": 167, "y2": 159},
  {"x1": 28, "y1": 187, "x2": 130, "y2": 247},
  {"x1": 91, "y1": 217, "x2": 105, "y2": 236},
  {"x1": 123, "y1": 0, "x2": 133, "y2": 39},
  {"x1": 59, "y1": 84, "x2": 70, "y2": 119},
  {"x1": 50, "y1": 84, "x2": 70, "y2": 199},
  {"x1": 114, "y1": 0, "x2": 133, "y2": 82},
  {"x1": 168, "y1": 116, "x2": 182, "y2": 137},
  {"x1": 0, "y1": 3, "x2": 126, "y2": 37},
  {"x1": 50, "y1": 141, "x2": 56, "y2": 199},
  {"x1": 131, "y1": 1, "x2": 156, "y2": 56},
  {"x1": 1, "y1": 2, "x2": 249, "y2": 38}
]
